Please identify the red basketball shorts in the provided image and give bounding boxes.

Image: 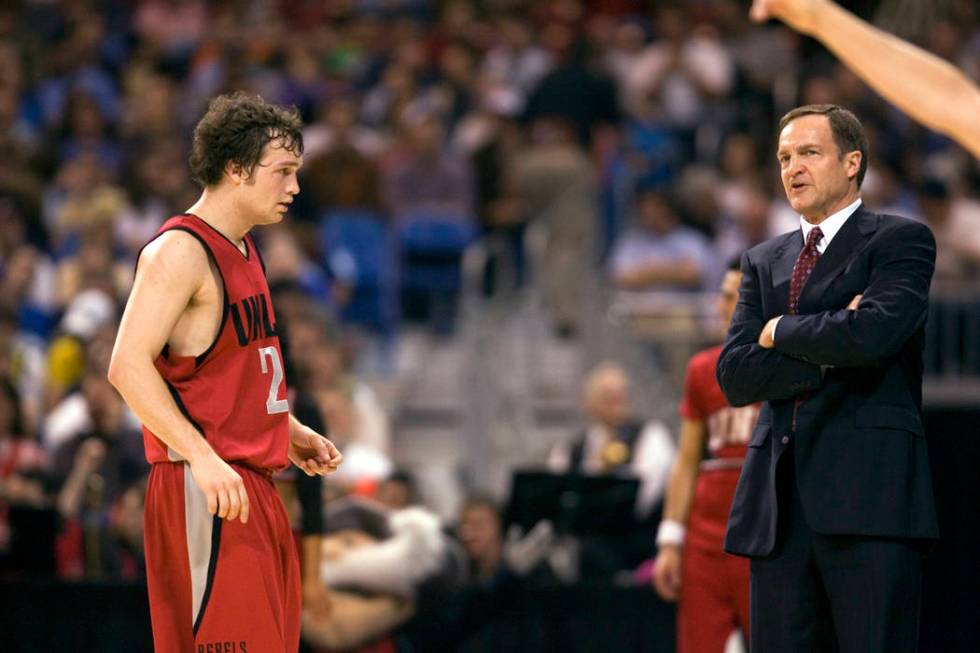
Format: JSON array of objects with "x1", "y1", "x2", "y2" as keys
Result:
[
  {"x1": 677, "y1": 468, "x2": 750, "y2": 653},
  {"x1": 144, "y1": 461, "x2": 301, "y2": 652}
]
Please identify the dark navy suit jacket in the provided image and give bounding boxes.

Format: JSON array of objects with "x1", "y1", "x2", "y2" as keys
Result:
[{"x1": 717, "y1": 206, "x2": 939, "y2": 557}]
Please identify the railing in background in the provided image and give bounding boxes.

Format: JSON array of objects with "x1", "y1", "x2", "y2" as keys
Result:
[
  {"x1": 609, "y1": 285, "x2": 980, "y2": 409},
  {"x1": 924, "y1": 281, "x2": 980, "y2": 406},
  {"x1": 608, "y1": 290, "x2": 721, "y2": 390}
]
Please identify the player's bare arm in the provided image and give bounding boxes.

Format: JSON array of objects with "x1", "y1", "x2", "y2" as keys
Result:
[
  {"x1": 108, "y1": 230, "x2": 251, "y2": 524},
  {"x1": 751, "y1": 0, "x2": 980, "y2": 157},
  {"x1": 652, "y1": 418, "x2": 707, "y2": 601},
  {"x1": 287, "y1": 413, "x2": 343, "y2": 477}
]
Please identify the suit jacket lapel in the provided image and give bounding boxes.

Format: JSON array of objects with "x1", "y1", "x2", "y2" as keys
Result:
[
  {"x1": 769, "y1": 231, "x2": 803, "y2": 316},
  {"x1": 798, "y1": 206, "x2": 879, "y2": 313}
]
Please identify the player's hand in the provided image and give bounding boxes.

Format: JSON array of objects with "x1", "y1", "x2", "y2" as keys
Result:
[
  {"x1": 189, "y1": 450, "x2": 250, "y2": 524},
  {"x1": 288, "y1": 424, "x2": 343, "y2": 476},
  {"x1": 750, "y1": 0, "x2": 825, "y2": 35},
  {"x1": 652, "y1": 545, "x2": 683, "y2": 602},
  {"x1": 847, "y1": 293, "x2": 863, "y2": 310}
]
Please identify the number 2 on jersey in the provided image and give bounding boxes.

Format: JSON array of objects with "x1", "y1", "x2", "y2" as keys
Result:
[{"x1": 258, "y1": 346, "x2": 289, "y2": 414}]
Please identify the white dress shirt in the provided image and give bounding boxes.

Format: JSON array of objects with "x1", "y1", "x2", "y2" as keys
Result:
[{"x1": 800, "y1": 198, "x2": 863, "y2": 254}]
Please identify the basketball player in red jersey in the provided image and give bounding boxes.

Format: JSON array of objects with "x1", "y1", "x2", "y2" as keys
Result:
[
  {"x1": 652, "y1": 261, "x2": 756, "y2": 652},
  {"x1": 108, "y1": 92, "x2": 342, "y2": 652}
]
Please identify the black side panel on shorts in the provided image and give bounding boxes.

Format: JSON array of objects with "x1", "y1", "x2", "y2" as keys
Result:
[{"x1": 192, "y1": 515, "x2": 223, "y2": 636}]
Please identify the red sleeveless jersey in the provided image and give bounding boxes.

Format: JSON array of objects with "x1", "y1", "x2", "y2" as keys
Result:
[
  {"x1": 141, "y1": 214, "x2": 290, "y2": 472},
  {"x1": 679, "y1": 345, "x2": 757, "y2": 461},
  {"x1": 679, "y1": 345, "x2": 759, "y2": 551}
]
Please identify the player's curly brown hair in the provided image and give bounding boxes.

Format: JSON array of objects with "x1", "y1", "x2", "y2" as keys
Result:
[{"x1": 189, "y1": 91, "x2": 304, "y2": 187}]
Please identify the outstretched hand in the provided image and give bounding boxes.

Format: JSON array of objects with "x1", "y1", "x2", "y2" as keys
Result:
[
  {"x1": 289, "y1": 424, "x2": 343, "y2": 476},
  {"x1": 750, "y1": 0, "x2": 825, "y2": 34}
]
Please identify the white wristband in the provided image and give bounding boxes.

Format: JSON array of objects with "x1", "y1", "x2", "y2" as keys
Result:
[{"x1": 656, "y1": 520, "x2": 686, "y2": 547}]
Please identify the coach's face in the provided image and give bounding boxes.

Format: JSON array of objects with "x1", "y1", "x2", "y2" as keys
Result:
[{"x1": 777, "y1": 114, "x2": 861, "y2": 223}]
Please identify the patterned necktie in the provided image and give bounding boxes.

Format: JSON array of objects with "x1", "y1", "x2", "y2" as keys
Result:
[{"x1": 788, "y1": 226, "x2": 823, "y2": 314}]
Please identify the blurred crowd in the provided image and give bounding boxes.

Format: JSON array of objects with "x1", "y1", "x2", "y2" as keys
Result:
[{"x1": 1, "y1": 0, "x2": 980, "y2": 650}]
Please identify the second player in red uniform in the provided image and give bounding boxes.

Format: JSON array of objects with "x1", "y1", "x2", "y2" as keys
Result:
[{"x1": 652, "y1": 263, "x2": 757, "y2": 652}]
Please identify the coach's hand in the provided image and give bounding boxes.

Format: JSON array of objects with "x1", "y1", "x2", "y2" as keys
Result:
[
  {"x1": 758, "y1": 316, "x2": 780, "y2": 349},
  {"x1": 289, "y1": 424, "x2": 343, "y2": 476},
  {"x1": 189, "y1": 449, "x2": 250, "y2": 524},
  {"x1": 652, "y1": 545, "x2": 683, "y2": 602}
]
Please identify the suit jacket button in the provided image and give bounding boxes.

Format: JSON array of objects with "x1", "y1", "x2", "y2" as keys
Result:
[{"x1": 781, "y1": 436, "x2": 790, "y2": 444}]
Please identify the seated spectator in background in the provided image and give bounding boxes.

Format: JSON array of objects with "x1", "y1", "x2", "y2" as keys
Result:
[
  {"x1": 118, "y1": 71, "x2": 182, "y2": 150},
  {"x1": 55, "y1": 223, "x2": 131, "y2": 312},
  {"x1": 53, "y1": 185, "x2": 133, "y2": 305},
  {"x1": 361, "y1": 61, "x2": 422, "y2": 132},
  {"x1": 0, "y1": 377, "x2": 51, "y2": 573},
  {"x1": 548, "y1": 361, "x2": 675, "y2": 521},
  {"x1": 303, "y1": 494, "x2": 447, "y2": 652},
  {"x1": 917, "y1": 178, "x2": 980, "y2": 284},
  {"x1": 319, "y1": 502, "x2": 447, "y2": 601},
  {"x1": 42, "y1": 290, "x2": 121, "y2": 437},
  {"x1": 0, "y1": 84, "x2": 43, "y2": 210},
  {"x1": 394, "y1": 493, "x2": 546, "y2": 652},
  {"x1": 42, "y1": 153, "x2": 112, "y2": 253},
  {"x1": 116, "y1": 141, "x2": 195, "y2": 259},
  {"x1": 482, "y1": 13, "x2": 552, "y2": 102},
  {"x1": 260, "y1": 224, "x2": 334, "y2": 306},
  {"x1": 714, "y1": 180, "x2": 778, "y2": 266},
  {"x1": 0, "y1": 201, "x2": 57, "y2": 432},
  {"x1": 304, "y1": 329, "x2": 392, "y2": 456},
  {"x1": 55, "y1": 91, "x2": 122, "y2": 178},
  {"x1": 457, "y1": 495, "x2": 505, "y2": 586},
  {"x1": 48, "y1": 369, "x2": 149, "y2": 579},
  {"x1": 315, "y1": 382, "x2": 394, "y2": 494},
  {"x1": 714, "y1": 131, "x2": 765, "y2": 218},
  {"x1": 610, "y1": 187, "x2": 719, "y2": 294},
  {"x1": 383, "y1": 106, "x2": 475, "y2": 222},
  {"x1": 624, "y1": 6, "x2": 734, "y2": 149},
  {"x1": 546, "y1": 360, "x2": 674, "y2": 579},
  {"x1": 106, "y1": 478, "x2": 146, "y2": 579},
  {"x1": 298, "y1": 95, "x2": 385, "y2": 236},
  {"x1": 304, "y1": 95, "x2": 386, "y2": 162},
  {"x1": 423, "y1": 39, "x2": 479, "y2": 130},
  {"x1": 861, "y1": 159, "x2": 920, "y2": 218},
  {"x1": 375, "y1": 470, "x2": 418, "y2": 511},
  {"x1": 0, "y1": 196, "x2": 58, "y2": 338}
]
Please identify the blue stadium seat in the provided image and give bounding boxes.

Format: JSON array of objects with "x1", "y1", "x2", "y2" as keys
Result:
[
  {"x1": 397, "y1": 213, "x2": 476, "y2": 332},
  {"x1": 318, "y1": 210, "x2": 396, "y2": 334},
  {"x1": 398, "y1": 214, "x2": 476, "y2": 293}
]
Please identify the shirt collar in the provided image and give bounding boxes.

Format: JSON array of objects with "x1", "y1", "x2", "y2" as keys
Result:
[{"x1": 800, "y1": 198, "x2": 862, "y2": 253}]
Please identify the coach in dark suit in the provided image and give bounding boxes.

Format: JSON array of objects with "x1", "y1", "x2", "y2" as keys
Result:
[{"x1": 717, "y1": 104, "x2": 938, "y2": 652}]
